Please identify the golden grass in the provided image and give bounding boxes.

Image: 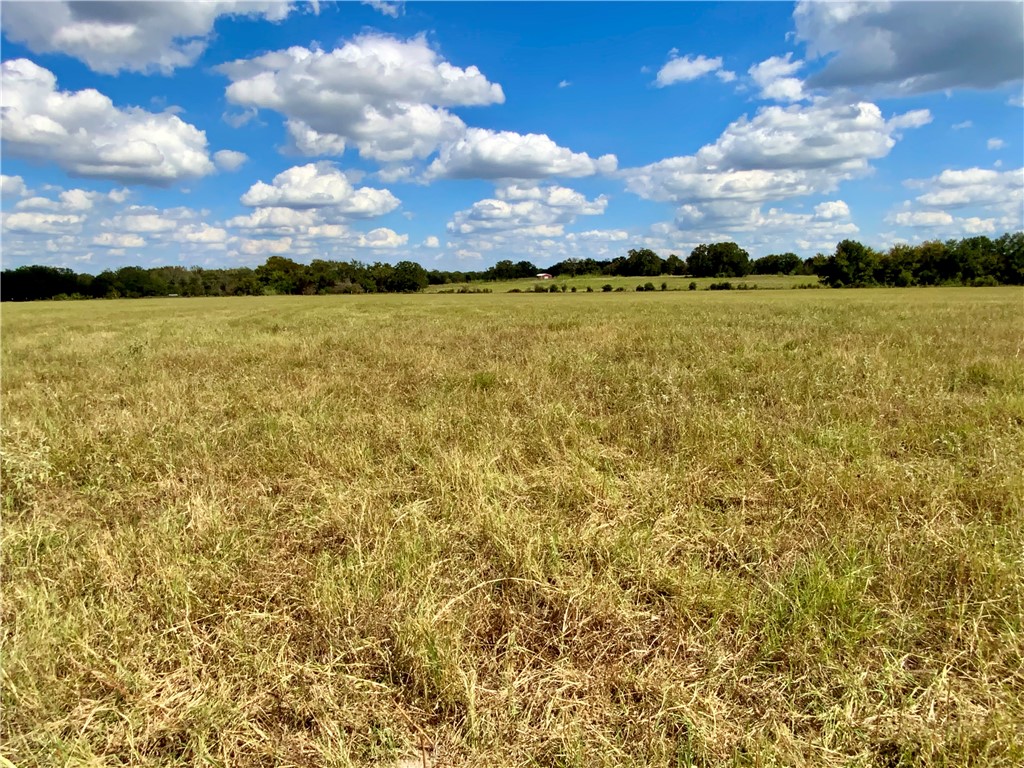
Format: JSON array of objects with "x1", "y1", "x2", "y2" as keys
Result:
[
  {"x1": 2, "y1": 288, "x2": 1023, "y2": 766},
  {"x1": 423, "y1": 274, "x2": 812, "y2": 293}
]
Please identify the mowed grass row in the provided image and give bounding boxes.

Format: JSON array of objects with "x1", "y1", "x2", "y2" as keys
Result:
[{"x1": 2, "y1": 288, "x2": 1022, "y2": 767}]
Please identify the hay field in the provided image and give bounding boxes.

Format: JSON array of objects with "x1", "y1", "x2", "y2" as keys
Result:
[{"x1": 2, "y1": 288, "x2": 1023, "y2": 767}]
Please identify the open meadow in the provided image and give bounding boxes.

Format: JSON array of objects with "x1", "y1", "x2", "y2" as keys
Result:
[{"x1": 2, "y1": 288, "x2": 1023, "y2": 767}]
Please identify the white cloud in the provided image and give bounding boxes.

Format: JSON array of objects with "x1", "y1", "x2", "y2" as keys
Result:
[
  {"x1": 656, "y1": 54, "x2": 734, "y2": 87},
  {"x1": 362, "y1": 1, "x2": 402, "y2": 18},
  {"x1": 446, "y1": 183, "x2": 608, "y2": 237},
  {"x1": 423, "y1": 235, "x2": 441, "y2": 248},
  {"x1": 104, "y1": 209, "x2": 178, "y2": 233},
  {"x1": 426, "y1": 128, "x2": 617, "y2": 180},
  {"x1": 891, "y1": 211, "x2": 954, "y2": 228},
  {"x1": 1, "y1": 175, "x2": 27, "y2": 198},
  {"x1": 219, "y1": 34, "x2": 504, "y2": 162},
  {"x1": 952, "y1": 120, "x2": 973, "y2": 131},
  {"x1": 239, "y1": 236, "x2": 293, "y2": 256},
  {"x1": 227, "y1": 207, "x2": 319, "y2": 232},
  {"x1": 748, "y1": 54, "x2": 805, "y2": 102},
  {"x1": 907, "y1": 167, "x2": 1024, "y2": 211},
  {"x1": 1, "y1": 1, "x2": 297, "y2": 74},
  {"x1": 623, "y1": 101, "x2": 929, "y2": 208},
  {"x1": 92, "y1": 232, "x2": 146, "y2": 248},
  {"x1": 794, "y1": 1, "x2": 1024, "y2": 95},
  {"x1": 175, "y1": 224, "x2": 229, "y2": 245},
  {"x1": 214, "y1": 150, "x2": 249, "y2": 171},
  {"x1": 889, "y1": 166, "x2": 1024, "y2": 236},
  {"x1": 558, "y1": 80, "x2": 572, "y2": 89},
  {"x1": 240, "y1": 162, "x2": 400, "y2": 217},
  {"x1": 987, "y1": 138, "x2": 1006, "y2": 150},
  {"x1": 814, "y1": 200, "x2": 851, "y2": 220},
  {"x1": 2, "y1": 212, "x2": 86, "y2": 234},
  {"x1": 355, "y1": 227, "x2": 408, "y2": 248},
  {"x1": 1, "y1": 59, "x2": 214, "y2": 186},
  {"x1": 566, "y1": 229, "x2": 630, "y2": 242}
]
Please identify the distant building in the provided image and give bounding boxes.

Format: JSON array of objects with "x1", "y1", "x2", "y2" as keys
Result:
[{"x1": 536, "y1": 273, "x2": 553, "y2": 280}]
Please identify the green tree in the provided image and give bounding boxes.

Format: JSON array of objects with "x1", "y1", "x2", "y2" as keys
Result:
[{"x1": 687, "y1": 242, "x2": 750, "y2": 277}]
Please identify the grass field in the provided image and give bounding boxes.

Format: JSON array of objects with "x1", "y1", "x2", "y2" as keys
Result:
[
  {"x1": 423, "y1": 274, "x2": 815, "y2": 293},
  {"x1": 3, "y1": 288, "x2": 1023, "y2": 767}
]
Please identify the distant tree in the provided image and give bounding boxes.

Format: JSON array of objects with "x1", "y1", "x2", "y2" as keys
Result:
[
  {"x1": 688, "y1": 242, "x2": 751, "y2": 277},
  {"x1": 663, "y1": 254, "x2": 686, "y2": 275},
  {"x1": 385, "y1": 261, "x2": 429, "y2": 292},
  {"x1": 751, "y1": 252, "x2": 801, "y2": 275},
  {"x1": 820, "y1": 240, "x2": 879, "y2": 287},
  {"x1": 613, "y1": 248, "x2": 663, "y2": 276},
  {"x1": 996, "y1": 231, "x2": 1024, "y2": 284}
]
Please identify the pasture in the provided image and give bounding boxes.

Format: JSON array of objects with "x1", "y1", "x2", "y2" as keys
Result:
[{"x1": 2, "y1": 288, "x2": 1022, "y2": 766}]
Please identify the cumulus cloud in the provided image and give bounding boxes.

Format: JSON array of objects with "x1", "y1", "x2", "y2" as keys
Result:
[
  {"x1": 623, "y1": 101, "x2": 930, "y2": 209},
  {"x1": 1, "y1": 1, "x2": 297, "y2": 74},
  {"x1": 2, "y1": 212, "x2": 86, "y2": 235},
  {"x1": 889, "y1": 166, "x2": 1024, "y2": 236},
  {"x1": 426, "y1": 128, "x2": 617, "y2": 180},
  {"x1": 214, "y1": 150, "x2": 249, "y2": 171},
  {"x1": 987, "y1": 138, "x2": 1006, "y2": 150},
  {"x1": 656, "y1": 53, "x2": 735, "y2": 87},
  {"x1": 423, "y1": 235, "x2": 441, "y2": 248},
  {"x1": 446, "y1": 183, "x2": 608, "y2": 237},
  {"x1": 794, "y1": 1, "x2": 1024, "y2": 95},
  {"x1": 92, "y1": 232, "x2": 146, "y2": 248},
  {"x1": 1, "y1": 59, "x2": 214, "y2": 186},
  {"x1": 906, "y1": 167, "x2": 1024, "y2": 211},
  {"x1": 219, "y1": 34, "x2": 504, "y2": 162},
  {"x1": 1, "y1": 175, "x2": 27, "y2": 198},
  {"x1": 748, "y1": 53, "x2": 805, "y2": 101},
  {"x1": 240, "y1": 163, "x2": 400, "y2": 217},
  {"x1": 362, "y1": 0, "x2": 402, "y2": 17}
]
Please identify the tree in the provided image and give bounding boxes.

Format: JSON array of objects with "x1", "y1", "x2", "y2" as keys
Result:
[
  {"x1": 663, "y1": 254, "x2": 686, "y2": 275},
  {"x1": 752, "y1": 252, "x2": 801, "y2": 275},
  {"x1": 820, "y1": 240, "x2": 879, "y2": 287},
  {"x1": 386, "y1": 261, "x2": 429, "y2": 292},
  {"x1": 613, "y1": 248, "x2": 663, "y2": 276},
  {"x1": 687, "y1": 242, "x2": 751, "y2": 277}
]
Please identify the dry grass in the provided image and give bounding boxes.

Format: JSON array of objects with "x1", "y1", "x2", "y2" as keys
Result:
[{"x1": 2, "y1": 288, "x2": 1023, "y2": 767}]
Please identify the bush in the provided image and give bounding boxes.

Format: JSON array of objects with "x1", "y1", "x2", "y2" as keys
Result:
[
  {"x1": 688, "y1": 282, "x2": 697, "y2": 291},
  {"x1": 602, "y1": 284, "x2": 613, "y2": 292},
  {"x1": 636, "y1": 285, "x2": 645, "y2": 292},
  {"x1": 708, "y1": 281, "x2": 734, "y2": 291},
  {"x1": 644, "y1": 282, "x2": 657, "y2": 292},
  {"x1": 586, "y1": 286, "x2": 594, "y2": 293},
  {"x1": 570, "y1": 286, "x2": 577, "y2": 293},
  {"x1": 549, "y1": 284, "x2": 561, "y2": 293},
  {"x1": 508, "y1": 288, "x2": 521, "y2": 293},
  {"x1": 614, "y1": 287, "x2": 625, "y2": 292},
  {"x1": 661, "y1": 282, "x2": 668, "y2": 291}
]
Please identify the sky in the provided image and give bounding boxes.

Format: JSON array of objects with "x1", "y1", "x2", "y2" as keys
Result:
[{"x1": 1, "y1": 1, "x2": 1022, "y2": 274}]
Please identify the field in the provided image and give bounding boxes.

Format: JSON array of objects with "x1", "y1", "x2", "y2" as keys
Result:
[
  {"x1": 3, "y1": 288, "x2": 1023, "y2": 767},
  {"x1": 423, "y1": 274, "x2": 813, "y2": 293}
]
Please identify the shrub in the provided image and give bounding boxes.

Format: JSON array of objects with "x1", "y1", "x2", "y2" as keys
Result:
[
  {"x1": 688, "y1": 282, "x2": 697, "y2": 291},
  {"x1": 708, "y1": 281, "x2": 734, "y2": 291},
  {"x1": 661, "y1": 282, "x2": 668, "y2": 291},
  {"x1": 570, "y1": 286, "x2": 577, "y2": 293},
  {"x1": 508, "y1": 288, "x2": 521, "y2": 293},
  {"x1": 614, "y1": 287, "x2": 625, "y2": 292},
  {"x1": 549, "y1": 284, "x2": 561, "y2": 293},
  {"x1": 644, "y1": 282, "x2": 657, "y2": 292},
  {"x1": 602, "y1": 284, "x2": 613, "y2": 292},
  {"x1": 586, "y1": 286, "x2": 594, "y2": 293}
]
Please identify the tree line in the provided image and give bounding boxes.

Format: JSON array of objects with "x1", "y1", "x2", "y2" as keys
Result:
[{"x1": 2, "y1": 232, "x2": 1021, "y2": 301}]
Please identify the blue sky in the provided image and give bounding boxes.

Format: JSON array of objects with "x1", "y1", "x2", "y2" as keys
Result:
[{"x1": 1, "y1": 1, "x2": 1022, "y2": 273}]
